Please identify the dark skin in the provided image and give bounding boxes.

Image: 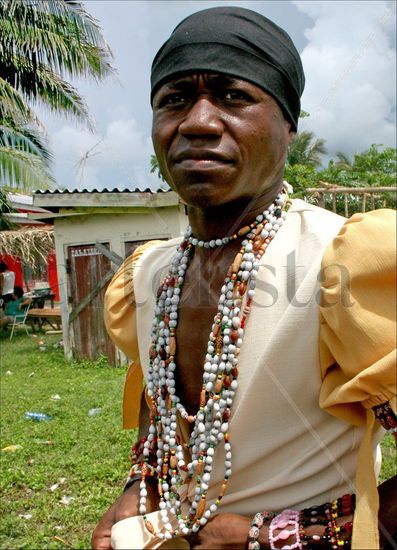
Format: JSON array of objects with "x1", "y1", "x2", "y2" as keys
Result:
[{"x1": 92, "y1": 73, "x2": 396, "y2": 549}]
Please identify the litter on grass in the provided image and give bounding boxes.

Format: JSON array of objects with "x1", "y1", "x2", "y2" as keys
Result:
[
  {"x1": 24, "y1": 412, "x2": 52, "y2": 422},
  {"x1": 2, "y1": 444, "x2": 22, "y2": 452},
  {"x1": 18, "y1": 514, "x2": 32, "y2": 520},
  {"x1": 60, "y1": 495, "x2": 75, "y2": 505},
  {"x1": 50, "y1": 478, "x2": 66, "y2": 491},
  {"x1": 28, "y1": 372, "x2": 35, "y2": 377},
  {"x1": 88, "y1": 407, "x2": 102, "y2": 416},
  {"x1": 5, "y1": 370, "x2": 12, "y2": 375},
  {"x1": 50, "y1": 394, "x2": 61, "y2": 401},
  {"x1": 53, "y1": 535, "x2": 72, "y2": 547}
]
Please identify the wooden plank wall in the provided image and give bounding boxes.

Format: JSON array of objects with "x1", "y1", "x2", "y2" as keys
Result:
[{"x1": 67, "y1": 243, "x2": 116, "y2": 365}]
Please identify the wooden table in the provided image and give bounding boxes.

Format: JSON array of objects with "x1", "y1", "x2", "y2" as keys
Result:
[
  {"x1": 28, "y1": 307, "x2": 62, "y2": 331},
  {"x1": 30, "y1": 293, "x2": 56, "y2": 309}
]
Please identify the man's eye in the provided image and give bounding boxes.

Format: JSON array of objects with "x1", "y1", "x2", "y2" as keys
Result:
[
  {"x1": 160, "y1": 93, "x2": 188, "y2": 107},
  {"x1": 223, "y1": 90, "x2": 251, "y2": 101}
]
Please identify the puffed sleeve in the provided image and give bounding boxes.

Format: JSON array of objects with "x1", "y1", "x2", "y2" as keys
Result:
[
  {"x1": 319, "y1": 209, "x2": 396, "y2": 550},
  {"x1": 104, "y1": 241, "x2": 162, "y2": 429},
  {"x1": 319, "y1": 209, "x2": 396, "y2": 421}
]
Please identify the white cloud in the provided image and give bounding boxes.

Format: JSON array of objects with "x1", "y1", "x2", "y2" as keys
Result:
[
  {"x1": 45, "y1": 1, "x2": 395, "y2": 188},
  {"x1": 50, "y1": 117, "x2": 160, "y2": 190},
  {"x1": 293, "y1": 0, "x2": 396, "y2": 159}
]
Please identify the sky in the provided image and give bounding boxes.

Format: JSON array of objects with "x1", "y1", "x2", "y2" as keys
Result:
[{"x1": 39, "y1": 0, "x2": 396, "y2": 191}]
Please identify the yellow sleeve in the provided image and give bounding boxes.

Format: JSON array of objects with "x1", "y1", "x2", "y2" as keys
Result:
[
  {"x1": 319, "y1": 209, "x2": 396, "y2": 549},
  {"x1": 104, "y1": 240, "x2": 162, "y2": 429},
  {"x1": 319, "y1": 208, "x2": 396, "y2": 422}
]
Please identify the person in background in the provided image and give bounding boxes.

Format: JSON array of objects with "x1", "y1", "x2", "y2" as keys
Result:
[
  {"x1": 0, "y1": 262, "x2": 16, "y2": 306},
  {"x1": 0, "y1": 286, "x2": 31, "y2": 329}
]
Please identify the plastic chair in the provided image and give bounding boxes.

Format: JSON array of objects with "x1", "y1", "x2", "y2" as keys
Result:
[{"x1": 9, "y1": 305, "x2": 31, "y2": 340}]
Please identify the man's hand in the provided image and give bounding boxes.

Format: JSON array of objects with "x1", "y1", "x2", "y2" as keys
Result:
[
  {"x1": 91, "y1": 480, "x2": 159, "y2": 550},
  {"x1": 186, "y1": 513, "x2": 251, "y2": 550}
]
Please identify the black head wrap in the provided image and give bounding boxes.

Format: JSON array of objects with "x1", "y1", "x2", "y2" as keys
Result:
[{"x1": 151, "y1": 6, "x2": 305, "y2": 131}]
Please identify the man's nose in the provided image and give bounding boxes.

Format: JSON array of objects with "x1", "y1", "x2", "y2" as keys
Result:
[{"x1": 178, "y1": 98, "x2": 223, "y2": 138}]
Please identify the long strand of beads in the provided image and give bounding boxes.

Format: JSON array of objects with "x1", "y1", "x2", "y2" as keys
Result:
[{"x1": 142, "y1": 191, "x2": 289, "y2": 539}]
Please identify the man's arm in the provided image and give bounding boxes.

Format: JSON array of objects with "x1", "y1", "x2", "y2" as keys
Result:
[
  {"x1": 19, "y1": 298, "x2": 31, "y2": 310},
  {"x1": 185, "y1": 475, "x2": 396, "y2": 549},
  {"x1": 91, "y1": 391, "x2": 159, "y2": 550}
]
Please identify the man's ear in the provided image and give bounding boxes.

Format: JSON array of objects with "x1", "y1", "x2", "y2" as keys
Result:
[{"x1": 288, "y1": 129, "x2": 296, "y2": 144}]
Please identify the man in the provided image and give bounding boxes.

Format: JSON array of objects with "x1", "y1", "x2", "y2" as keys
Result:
[
  {"x1": 0, "y1": 261, "x2": 15, "y2": 306},
  {"x1": 93, "y1": 7, "x2": 396, "y2": 550}
]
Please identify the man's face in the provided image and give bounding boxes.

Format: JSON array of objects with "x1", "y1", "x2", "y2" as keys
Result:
[{"x1": 152, "y1": 73, "x2": 294, "y2": 209}]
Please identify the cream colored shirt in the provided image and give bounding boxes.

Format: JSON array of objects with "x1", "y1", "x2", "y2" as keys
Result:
[{"x1": 104, "y1": 200, "x2": 396, "y2": 549}]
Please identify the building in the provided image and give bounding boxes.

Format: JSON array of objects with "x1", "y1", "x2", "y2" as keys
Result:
[{"x1": 33, "y1": 187, "x2": 186, "y2": 364}]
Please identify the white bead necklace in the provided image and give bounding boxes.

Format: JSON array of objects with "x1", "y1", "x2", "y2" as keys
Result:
[{"x1": 141, "y1": 191, "x2": 289, "y2": 540}]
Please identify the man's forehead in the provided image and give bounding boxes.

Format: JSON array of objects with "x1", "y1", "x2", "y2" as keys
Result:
[{"x1": 159, "y1": 73, "x2": 247, "y2": 90}]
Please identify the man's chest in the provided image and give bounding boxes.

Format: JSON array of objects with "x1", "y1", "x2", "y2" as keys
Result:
[{"x1": 173, "y1": 253, "x2": 234, "y2": 414}]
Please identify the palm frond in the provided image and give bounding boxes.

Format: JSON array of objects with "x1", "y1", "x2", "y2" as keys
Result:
[
  {"x1": 288, "y1": 131, "x2": 327, "y2": 168},
  {"x1": 0, "y1": 187, "x2": 17, "y2": 230},
  {"x1": 0, "y1": 6, "x2": 114, "y2": 81},
  {"x1": 0, "y1": 146, "x2": 55, "y2": 190},
  {"x1": 335, "y1": 151, "x2": 353, "y2": 169},
  {"x1": 2, "y1": 56, "x2": 93, "y2": 128},
  {"x1": 0, "y1": 0, "x2": 115, "y2": 190},
  {"x1": 6, "y1": 0, "x2": 111, "y2": 48},
  {"x1": 0, "y1": 78, "x2": 40, "y2": 127},
  {"x1": 0, "y1": 124, "x2": 52, "y2": 164}
]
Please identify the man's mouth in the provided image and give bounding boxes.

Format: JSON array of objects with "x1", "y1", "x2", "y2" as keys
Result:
[{"x1": 173, "y1": 150, "x2": 234, "y2": 167}]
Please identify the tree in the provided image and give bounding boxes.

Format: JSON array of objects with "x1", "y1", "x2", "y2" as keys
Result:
[
  {"x1": 352, "y1": 144, "x2": 396, "y2": 177},
  {"x1": 324, "y1": 145, "x2": 396, "y2": 187},
  {"x1": 334, "y1": 151, "x2": 353, "y2": 170},
  {"x1": 150, "y1": 154, "x2": 170, "y2": 190},
  {"x1": 287, "y1": 130, "x2": 327, "y2": 168},
  {"x1": 0, "y1": 188, "x2": 16, "y2": 230},
  {"x1": 0, "y1": 0, "x2": 114, "y2": 191}
]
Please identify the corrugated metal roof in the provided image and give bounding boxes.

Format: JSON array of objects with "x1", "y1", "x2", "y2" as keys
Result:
[{"x1": 34, "y1": 185, "x2": 171, "y2": 195}]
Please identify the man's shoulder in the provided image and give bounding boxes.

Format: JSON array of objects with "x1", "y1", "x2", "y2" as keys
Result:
[
  {"x1": 132, "y1": 237, "x2": 183, "y2": 277},
  {"x1": 286, "y1": 198, "x2": 347, "y2": 249},
  {"x1": 289, "y1": 198, "x2": 346, "y2": 222},
  {"x1": 138, "y1": 236, "x2": 183, "y2": 259}
]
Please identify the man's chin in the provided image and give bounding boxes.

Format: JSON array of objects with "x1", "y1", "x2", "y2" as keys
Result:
[{"x1": 178, "y1": 184, "x2": 231, "y2": 210}]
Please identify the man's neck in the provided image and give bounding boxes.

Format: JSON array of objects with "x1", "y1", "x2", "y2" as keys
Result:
[{"x1": 187, "y1": 182, "x2": 283, "y2": 241}]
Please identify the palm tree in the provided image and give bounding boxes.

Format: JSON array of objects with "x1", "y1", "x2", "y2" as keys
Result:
[
  {"x1": 0, "y1": 187, "x2": 16, "y2": 229},
  {"x1": 287, "y1": 131, "x2": 327, "y2": 168},
  {"x1": 334, "y1": 151, "x2": 353, "y2": 170},
  {"x1": 0, "y1": 0, "x2": 114, "y2": 190}
]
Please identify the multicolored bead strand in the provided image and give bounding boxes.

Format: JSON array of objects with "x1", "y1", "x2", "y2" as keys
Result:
[
  {"x1": 247, "y1": 511, "x2": 275, "y2": 550},
  {"x1": 373, "y1": 401, "x2": 397, "y2": 434},
  {"x1": 139, "y1": 190, "x2": 289, "y2": 540}
]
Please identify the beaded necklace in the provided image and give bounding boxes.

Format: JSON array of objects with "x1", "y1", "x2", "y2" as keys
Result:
[{"x1": 140, "y1": 190, "x2": 290, "y2": 540}]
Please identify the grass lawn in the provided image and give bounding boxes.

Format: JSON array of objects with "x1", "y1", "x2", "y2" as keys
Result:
[
  {"x1": 1, "y1": 331, "x2": 396, "y2": 549},
  {"x1": 0, "y1": 331, "x2": 134, "y2": 549}
]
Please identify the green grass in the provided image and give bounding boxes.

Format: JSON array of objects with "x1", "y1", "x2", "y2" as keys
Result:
[
  {"x1": 0, "y1": 331, "x2": 395, "y2": 549},
  {"x1": 0, "y1": 331, "x2": 134, "y2": 549}
]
